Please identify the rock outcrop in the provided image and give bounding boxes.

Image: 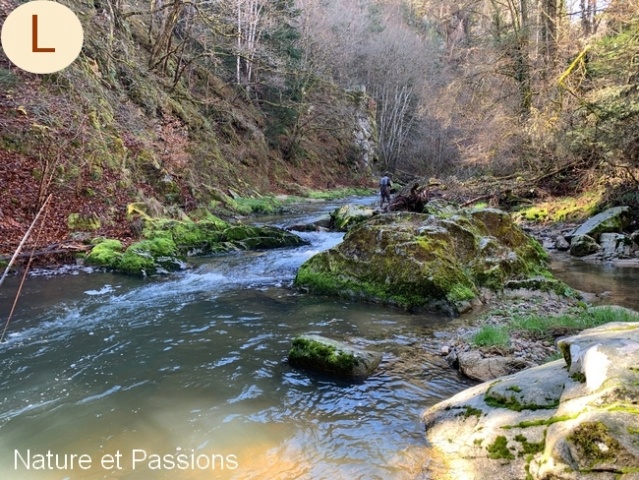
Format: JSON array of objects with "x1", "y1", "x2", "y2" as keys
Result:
[
  {"x1": 550, "y1": 206, "x2": 639, "y2": 260},
  {"x1": 287, "y1": 334, "x2": 383, "y2": 380},
  {"x1": 330, "y1": 203, "x2": 376, "y2": 231},
  {"x1": 87, "y1": 216, "x2": 306, "y2": 275},
  {"x1": 295, "y1": 208, "x2": 563, "y2": 314},
  {"x1": 566, "y1": 206, "x2": 632, "y2": 241},
  {"x1": 421, "y1": 320, "x2": 639, "y2": 479}
]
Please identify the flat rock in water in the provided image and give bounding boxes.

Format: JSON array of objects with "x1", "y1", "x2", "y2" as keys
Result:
[{"x1": 288, "y1": 334, "x2": 382, "y2": 380}]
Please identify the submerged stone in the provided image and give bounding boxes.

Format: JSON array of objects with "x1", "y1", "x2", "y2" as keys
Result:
[{"x1": 288, "y1": 334, "x2": 382, "y2": 380}]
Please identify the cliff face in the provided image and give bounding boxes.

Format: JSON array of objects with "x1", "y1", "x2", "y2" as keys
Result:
[{"x1": 0, "y1": 0, "x2": 377, "y2": 254}]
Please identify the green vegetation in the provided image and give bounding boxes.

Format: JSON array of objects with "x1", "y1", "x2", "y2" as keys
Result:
[
  {"x1": 502, "y1": 414, "x2": 578, "y2": 429},
  {"x1": 305, "y1": 187, "x2": 373, "y2": 200},
  {"x1": 455, "y1": 405, "x2": 484, "y2": 419},
  {"x1": 484, "y1": 392, "x2": 559, "y2": 412},
  {"x1": 514, "y1": 433, "x2": 545, "y2": 456},
  {"x1": 86, "y1": 217, "x2": 304, "y2": 275},
  {"x1": 447, "y1": 283, "x2": 477, "y2": 303},
  {"x1": 487, "y1": 436, "x2": 515, "y2": 460},
  {"x1": 470, "y1": 306, "x2": 639, "y2": 349},
  {"x1": 472, "y1": 325, "x2": 510, "y2": 348},
  {"x1": 568, "y1": 421, "x2": 620, "y2": 466},
  {"x1": 514, "y1": 191, "x2": 603, "y2": 224},
  {"x1": 85, "y1": 239, "x2": 123, "y2": 267}
]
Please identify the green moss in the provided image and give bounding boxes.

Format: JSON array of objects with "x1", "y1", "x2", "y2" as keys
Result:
[
  {"x1": 507, "y1": 385, "x2": 522, "y2": 393},
  {"x1": 68, "y1": 212, "x2": 101, "y2": 231},
  {"x1": 456, "y1": 405, "x2": 484, "y2": 419},
  {"x1": 447, "y1": 283, "x2": 476, "y2": 303},
  {"x1": 571, "y1": 372, "x2": 587, "y2": 383},
  {"x1": 485, "y1": 389, "x2": 559, "y2": 412},
  {"x1": 86, "y1": 239, "x2": 123, "y2": 267},
  {"x1": 487, "y1": 436, "x2": 515, "y2": 460},
  {"x1": 117, "y1": 250, "x2": 155, "y2": 276},
  {"x1": 568, "y1": 421, "x2": 620, "y2": 466},
  {"x1": 288, "y1": 337, "x2": 358, "y2": 375},
  {"x1": 514, "y1": 433, "x2": 545, "y2": 456},
  {"x1": 503, "y1": 414, "x2": 578, "y2": 429},
  {"x1": 128, "y1": 237, "x2": 178, "y2": 257}
]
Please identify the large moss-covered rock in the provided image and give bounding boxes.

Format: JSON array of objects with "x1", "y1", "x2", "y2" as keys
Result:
[
  {"x1": 86, "y1": 216, "x2": 306, "y2": 275},
  {"x1": 295, "y1": 208, "x2": 549, "y2": 313},
  {"x1": 421, "y1": 318, "x2": 639, "y2": 480},
  {"x1": 288, "y1": 334, "x2": 383, "y2": 380}
]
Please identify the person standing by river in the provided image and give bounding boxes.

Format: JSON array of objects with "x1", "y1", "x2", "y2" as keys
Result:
[{"x1": 379, "y1": 172, "x2": 392, "y2": 208}]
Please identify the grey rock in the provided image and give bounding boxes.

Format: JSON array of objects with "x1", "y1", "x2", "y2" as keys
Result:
[
  {"x1": 457, "y1": 350, "x2": 530, "y2": 381},
  {"x1": 555, "y1": 235, "x2": 570, "y2": 251},
  {"x1": 569, "y1": 234, "x2": 601, "y2": 257},
  {"x1": 422, "y1": 319, "x2": 639, "y2": 480},
  {"x1": 599, "y1": 232, "x2": 635, "y2": 258},
  {"x1": 567, "y1": 206, "x2": 631, "y2": 241}
]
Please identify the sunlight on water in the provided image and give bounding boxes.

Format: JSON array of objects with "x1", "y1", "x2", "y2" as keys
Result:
[{"x1": 0, "y1": 201, "x2": 477, "y2": 479}]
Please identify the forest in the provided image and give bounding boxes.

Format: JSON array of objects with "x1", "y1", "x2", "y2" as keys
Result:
[{"x1": 1, "y1": 0, "x2": 638, "y2": 252}]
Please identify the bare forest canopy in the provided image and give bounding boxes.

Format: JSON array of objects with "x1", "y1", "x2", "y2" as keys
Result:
[
  {"x1": 298, "y1": 0, "x2": 639, "y2": 182},
  {"x1": 1, "y1": 0, "x2": 638, "y2": 205}
]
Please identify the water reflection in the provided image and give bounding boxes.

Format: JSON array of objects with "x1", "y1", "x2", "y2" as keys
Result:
[{"x1": 550, "y1": 253, "x2": 639, "y2": 310}]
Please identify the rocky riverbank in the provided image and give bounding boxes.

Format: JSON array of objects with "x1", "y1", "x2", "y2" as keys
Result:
[{"x1": 421, "y1": 316, "x2": 639, "y2": 480}]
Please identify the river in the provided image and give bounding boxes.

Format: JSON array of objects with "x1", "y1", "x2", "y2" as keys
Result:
[
  {"x1": 0, "y1": 198, "x2": 474, "y2": 480},
  {"x1": 1, "y1": 199, "x2": 637, "y2": 480}
]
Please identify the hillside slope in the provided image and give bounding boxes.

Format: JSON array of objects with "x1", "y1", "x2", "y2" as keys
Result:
[{"x1": 0, "y1": 0, "x2": 377, "y2": 257}]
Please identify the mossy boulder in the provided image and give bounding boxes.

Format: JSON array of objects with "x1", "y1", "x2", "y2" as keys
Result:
[
  {"x1": 68, "y1": 212, "x2": 101, "y2": 231},
  {"x1": 86, "y1": 217, "x2": 306, "y2": 275},
  {"x1": 295, "y1": 208, "x2": 550, "y2": 313},
  {"x1": 569, "y1": 234, "x2": 601, "y2": 257},
  {"x1": 330, "y1": 203, "x2": 375, "y2": 231},
  {"x1": 288, "y1": 334, "x2": 383, "y2": 380}
]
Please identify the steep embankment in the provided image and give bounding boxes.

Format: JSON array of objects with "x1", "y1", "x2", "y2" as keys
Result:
[{"x1": 0, "y1": 0, "x2": 377, "y2": 260}]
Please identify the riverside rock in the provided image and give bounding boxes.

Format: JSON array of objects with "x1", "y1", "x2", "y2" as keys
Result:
[
  {"x1": 567, "y1": 206, "x2": 631, "y2": 241},
  {"x1": 421, "y1": 320, "x2": 639, "y2": 479},
  {"x1": 330, "y1": 204, "x2": 375, "y2": 231},
  {"x1": 287, "y1": 335, "x2": 383, "y2": 380},
  {"x1": 295, "y1": 208, "x2": 555, "y2": 314},
  {"x1": 569, "y1": 234, "x2": 601, "y2": 257}
]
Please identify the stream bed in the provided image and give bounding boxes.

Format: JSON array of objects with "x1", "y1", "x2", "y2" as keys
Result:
[{"x1": 1, "y1": 199, "x2": 637, "y2": 479}]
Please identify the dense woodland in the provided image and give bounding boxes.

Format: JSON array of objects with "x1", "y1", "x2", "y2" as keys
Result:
[{"x1": 1, "y1": 0, "x2": 638, "y2": 252}]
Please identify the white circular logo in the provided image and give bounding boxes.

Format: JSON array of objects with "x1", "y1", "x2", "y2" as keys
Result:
[{"x1": 1, "y1": 1, "x2": 84, "y2": 74}]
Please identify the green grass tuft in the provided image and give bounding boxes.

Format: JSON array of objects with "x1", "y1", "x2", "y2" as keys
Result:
[{"x1": 472, "y1": 325, "x2": 510, "y2": 348}]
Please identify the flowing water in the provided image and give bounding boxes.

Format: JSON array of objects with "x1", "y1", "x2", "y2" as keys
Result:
[
  {"x1": 0, "y1": 199, "x2": 473, "y2": 480},
  {"x1": 2, "y1": 200, "x2": 638, "y2": 480}
]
